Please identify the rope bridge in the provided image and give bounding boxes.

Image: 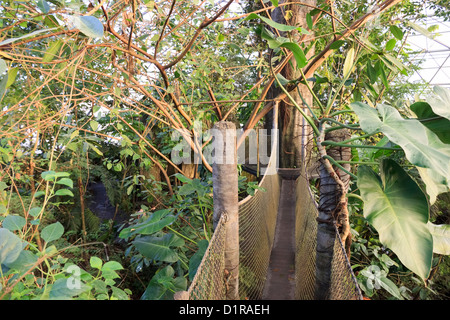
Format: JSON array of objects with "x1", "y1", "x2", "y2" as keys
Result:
[{"x1": 178, "y1": 121, "x2": 362, "y2": 300}]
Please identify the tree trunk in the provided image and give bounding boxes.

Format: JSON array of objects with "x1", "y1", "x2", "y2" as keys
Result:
[
  {"x1": 267, "y1": 0, "x2": 316, "y2": 168},
  {"x1": 212, "y1": 121, "x2": 239, "y2": 300},
  {"x1": 315, "y1": 128, "x2": 351, "y2": 299},
  {"x1": 78, "y1": 175, "x2": 87, "y2": 243}
]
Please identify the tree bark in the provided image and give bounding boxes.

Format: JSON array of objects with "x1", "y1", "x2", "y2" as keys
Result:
[
  {"x1": 267, "y1": 0, "x2": 316, "y2": 168},
  {"x1": 212, "y1": 121, "x2": 239, "y2": 300},
  {"x1": 315, "y1": 128, "x2": 351, "y2": 299},
  {"x1": 78, "y1": 175, "x2": 87, "y2": 243}
]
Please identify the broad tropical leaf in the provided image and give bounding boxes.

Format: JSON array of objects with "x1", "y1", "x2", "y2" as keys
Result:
[
  {"x1": 2, "y1": 215, "x2": 26, "y2": 231},
  {"x1": 357, "y1": 159, "x2": 433, "y2": 280},
  {"x1": 49, "y1": 278, "x2": 91, "y2": 300},
  {"x1": 141, "y1": 266, "x2": 187, "y2": 300},
  {"x1": 4, "y1": 250, "x2": 37, "y2": 273},
  {"x1": 416, "y1": 166, "x2": 448, "y2": 205},
  {"x1": 427, "y1": 222, "x2": 450, "y2": 255},
  {"x1": 0, "y1": 228, "x2": 23, "y2": 265},
  {"x1": 119, "y1": 209, "x2": 175, "y2": 238},
  {"x1": 350, "y1": 102, "x2": 381, "y2": 134},
  {"x1": 133, "y1": 233, "x2": 184, "y2": 263},
  {"x1": 351, "y1": 102, "x2": 450, "y2": 203},
  {"x1": 189, "y1": 239, "x2": 209, "y2": 281},
  {"x1": 427, "y1": 86, "x2": 450, "y2": 121},
  {"x1": 410, "y1": 101, "x2": 450, "y2": 144}
]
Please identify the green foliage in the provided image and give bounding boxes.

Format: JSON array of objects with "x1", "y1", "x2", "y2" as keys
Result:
[
  {"x1": 0, "y1": 0, "x2": 449, "y2": 301},
  {"x1": 141, "y1": 265, "x2": 187, "y2": 300},
  {"x1": 345, "y1": 88, "x2": 450, "y2": 297},
  {"x1": 0, "y1": 225, "x2": 130, "y2": 300},
  {"x1": 133, "y1": 233, "x2": 185, "y2": 263},
  {"x1": 70, "y1": 15, "x2": 104, "y2": 39},
  {"x1": 117, "y1": 173, "x2": 215, "y2": 299},
  {"x1": 352, "y1": 101, "x2": 450, "y2": 205},
  {"x1": 358, "y1": 159, "x2": 433, "y2": 280}
]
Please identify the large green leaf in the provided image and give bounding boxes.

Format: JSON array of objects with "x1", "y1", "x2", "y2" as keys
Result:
[
  {"x1": 279, "y1": 42, "x2": 307, "y2": 68},
  {"x1": 0, "y1": 228, "x2": 23, "y2": 266},
  {"x1": 351, "y1": 102, "x2": 450, "y2": 203},
  {"x1": 133, "y1": 233, "x2": 184, "y2": 263},
  {"x1": 49, "y1": 278, "x2": 91, "y2": 300},
  {"x1": 4, "y1": 250, "x2": 37, "y2": 273},
  {"x1": 410, "y1": 101, "x2": 450, "y2": 144},
  {"x1": 357, "y1": 159, "x2": 433, "y2": 280},
  {"x1": 141, "y1": 265, "x2": 187, "y2": 300},
  {"x1": 416, "y1": 166, "x2": 448, "y2": 206},
  {"x1": 189, "y1": 239, "x2": 209, "y2": 281},
  {"x1": 71, "y1": 15, "x2": 104, "y2": 38},
  {"x1": 427, "y1": 86, "x2": 450, "y2": 120},
  {"x1": 41, "y1": 222, "x2": 64, "y2": 243},
  {"x1": 2, "y1": 215, "x2": 26, "y2": 231},
  {"x1": 427, "y1": 222, "x2": 450, "y2": 255},
  {"x1": 350, "y1": 102, "x2": 381, "y2": 134},
  {"x1": 119, "y1": 209, "x2": 175, "y2": 238}
]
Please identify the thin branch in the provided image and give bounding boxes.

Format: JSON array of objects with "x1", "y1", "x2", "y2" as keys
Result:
[
  {"x1": 163, "y1": 0, "x2": 234, "y2": 69},
  {"x1": 154, "y1": 0, "x2": 177, "y2": 59}
]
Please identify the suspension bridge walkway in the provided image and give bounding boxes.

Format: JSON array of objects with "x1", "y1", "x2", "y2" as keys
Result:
[{"x1": 175, "y1": 121, "x2": 362, "y2": 301}]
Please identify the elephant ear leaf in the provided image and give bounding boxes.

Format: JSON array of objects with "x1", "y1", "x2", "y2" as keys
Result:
[
  {"x1": 351, "y1": 102, "x2": 450, "y2": 204},
  {"x1": 427, "y1": 86, "x2": 450, "y2": 121},
  {"x1": 357, "y1": 159, "x2": 433, "y2": 280},
  {"x1": 427, "y1": 222, "x2": 450, "y2": 255}
]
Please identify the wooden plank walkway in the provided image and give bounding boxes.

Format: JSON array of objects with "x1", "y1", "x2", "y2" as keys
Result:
[{"x1": 262, "y1": 178, "x2": 297, "y2": 300}]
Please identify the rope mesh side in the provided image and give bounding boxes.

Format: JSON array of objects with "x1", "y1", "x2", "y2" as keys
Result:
[
  {"x1": 238, "y1": 172, "x2": 281, "y2": 300},
  {"x1": 186, "y1": 170, "x2": 281, "y2": 300},
  {"x1": 294, "y1": 168, "x2": 362, "y2": 300},
  {"x1": 294, "y1": 170, "x2": 318, "y2": 299},
  {"x1": 187, "y1": 214, "x2": 227, "y2": 300},
  {"x1": 329, "y1": 226, "x2": 363, "y2": 300}
]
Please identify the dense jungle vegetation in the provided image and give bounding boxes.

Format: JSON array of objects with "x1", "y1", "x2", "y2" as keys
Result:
[{"x1": 0, "y1": 0, "x2": 449, "y2": 300}]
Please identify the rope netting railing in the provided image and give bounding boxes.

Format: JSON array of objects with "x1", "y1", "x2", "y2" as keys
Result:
[
  {"x1": 238, "y1": 171, "x2": 280, "y2": 300},
  {"x1": 186, "y1": 213, "x2": 227, "y2": 300},
  {"x1": 183, "y1": 128, "x2": 281, "y2": 301},
  {"x1": 185, "y1": 169, "x2": 280, "y2": 300},
  {"x1": 294, "y1": 165, "x2": 362, "y2": 300}
]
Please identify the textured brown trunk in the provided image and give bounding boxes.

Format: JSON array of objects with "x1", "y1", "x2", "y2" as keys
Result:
[
  {"x1": 315, "y1": 129, "x2": 351, "y2": 299},
  {"x1": 267, "y1": 0, "x2": 316, "y2": 168},
  {"x1": 212, "y1": 121, "x2": 239, "y2": 300},
  {"x1": 78, "y1": 175, "x2": 87, "y2": 243}
]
